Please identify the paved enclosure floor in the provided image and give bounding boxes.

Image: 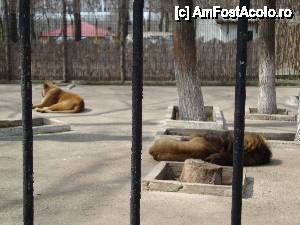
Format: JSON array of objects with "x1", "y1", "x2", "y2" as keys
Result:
[{"x1": 0, "y1": 85, "x2": 300, "y2": 225}]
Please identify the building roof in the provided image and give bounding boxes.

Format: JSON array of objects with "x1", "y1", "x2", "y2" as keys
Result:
[{"x1": 41, "y1": 22, "x2": 116, "y2": 38}]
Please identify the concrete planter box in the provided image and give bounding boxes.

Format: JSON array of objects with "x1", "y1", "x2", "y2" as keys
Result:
[
  {"x1": 285, "y1": 96, "x2": 300, "y2": 107},
  {"x1": 161, "y1": 105, "x2": 225, "y2": 131},
  {"x1": 157, "y1": 128, "x2": 296, "y2": 142},
  {"x1": 156, "y1": 106, "x2": 296, "y2": 141},
  {"x1": 0, "y1": 117, "x2": 71, "y2": 137},
  {"x1": 246, "y1": 107, "x2": 297, "y2": 121},
  {"x1": 143, "y1": 161, "x2": 247, "y2": 197}
]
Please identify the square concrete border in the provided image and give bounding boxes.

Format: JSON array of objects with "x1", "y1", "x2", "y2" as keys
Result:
[
  {"x1": 142, "y1": 161, "x2": 247, "y2": 197},
  {"x1": 156, "y1": 128, "x2": 296, "y2": 142},
  {"x1": 267, "y1": 140, "x2": 300, "y2": 149},
  {"x1": 285, "y1": 96, "x2": 300, "y2": 107},
  {"x1": 158, "y1": 106, "x2": 225, "y2": 135},
  {"x1": 0, "y1": 117, "x2": 71, "y2": 137},
  {"x1": 246, "y1": 107, "x2": 297, "y2": 121}
]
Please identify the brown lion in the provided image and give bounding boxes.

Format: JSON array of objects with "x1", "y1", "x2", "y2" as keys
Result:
[
  {"x1": 33, "y1": 81, "x2": 85, "y2": 113},
  {"x1": 149, "y1": 131, "x2": 272, "y2": 166}
]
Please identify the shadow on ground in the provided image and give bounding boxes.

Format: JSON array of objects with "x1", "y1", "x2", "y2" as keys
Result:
[{"x1": 0, "y1": 132, "x2": 155, "y2": 143}]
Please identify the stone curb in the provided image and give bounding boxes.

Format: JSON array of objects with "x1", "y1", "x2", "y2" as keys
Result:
[
  {"x1": 0, "y1": 117, "x2": 71, "y2": 137},
  {"x1": 246, "y1": 107, "x2": 297, "y2": 121},
  {"x1": 142, "y1": 161, "x2": 247, "y2": 197}
]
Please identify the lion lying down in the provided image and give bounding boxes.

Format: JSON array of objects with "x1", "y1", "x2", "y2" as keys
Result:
[
  {"x1": 149, "y1": 131, "x2": 272, "y2": 166},
  {"x1": 33, "y1": 81, "x2": 85, "y2": 113}
]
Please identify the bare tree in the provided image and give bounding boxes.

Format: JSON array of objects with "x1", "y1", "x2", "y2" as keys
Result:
[
  {"x1": 62, "y1": 0, "x2": 69, "y2": 82},
  {"x1": 0, "y1": 0, "x2": 4, "y2": 40},
  {"x1": 8, "y1": 0, "x2": 17, "y2": 42},
  {"x1": 295, "y1": 94, "x2": 300, "y2": 141},
  {"x1": 173, "y1": 0, "x2": 206, "y2": 121},
  {"x1": 73, "y1": 0, "x2": 81, "y2": 41},
  {"x1": 0, "y1": 17, "x2": 3, "y2": 41},
  {"x1": 296, "y1": 125, "x2": 300, "y2": 142},
  {"x1": 147, "y1": 1, "x2": 151, "y2": 31},
  {"x1": 30, "y1": 2, "x2": 36, "y2": 40},
  {"x1": 159, "y1": 1, "x2": 171, "y2": 32},
  {"x1": 257, "y1": 0, "x2": 277, "y2": 114},
  {"x1": 2, "y1": 0, "x2": 12, "y2": 80},
  {"x1": 159, "y1": 6, "x2": 164, "y2": 32},
  {"x1": 41, "y1": 0, "x2": 50, "y2": 42},
  {"x1": 119, "y1": 0, "x2": 129, "y2": 82},
  {"x1": 165, "y1": 11, "x2": 170, "y2": 32}
]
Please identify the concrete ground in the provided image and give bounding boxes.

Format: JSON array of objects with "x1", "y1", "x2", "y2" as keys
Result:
[{"x1": 0, "y1": 84, "x2": 300, "y2": 225}]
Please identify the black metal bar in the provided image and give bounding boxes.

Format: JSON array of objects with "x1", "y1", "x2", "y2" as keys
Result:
[
  {"x1": 130, "y1": 1, "x2": 144, "y2": 225},
  {"x1": 19, "y1": 0, "x2": 34, "y2": 224},
  {"x1": 231, "y1": 1, "x2": 250, "y2": 225}
]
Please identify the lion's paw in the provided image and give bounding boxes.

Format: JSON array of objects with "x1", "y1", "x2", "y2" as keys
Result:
[
  {"x1": 205, "y1": 153, "x2": 229, "y2": 166},
  {"x1": 36, "y1": 108, "x2": 46, "y2": 113}
]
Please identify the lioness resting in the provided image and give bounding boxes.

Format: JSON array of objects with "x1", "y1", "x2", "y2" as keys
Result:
[
  {"x1": 149, "y1": 131, "x2": 272, "y2": 166},
  {"x1": 33, "y1": 81, "x2": 85, "y2": 113}
]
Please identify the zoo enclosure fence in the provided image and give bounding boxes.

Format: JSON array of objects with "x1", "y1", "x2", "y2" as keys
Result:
[
  {"x1": 0, "y1": 0, "x2": 299, "y2": 82},
  {"x1": 17, "y1": 0, "x2": 253, "y2": 225}
]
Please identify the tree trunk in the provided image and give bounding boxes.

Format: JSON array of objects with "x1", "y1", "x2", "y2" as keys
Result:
[
  {"x1": 30, "y1": 7, "x2": 36, "y2": 41},
  {"x1": 117, "y1": 22, "x2": 121, "y2": 39},
  {"x1": 42, "y1": 3, "x2": 50, "y2": 42},
  {"x1": 8, "y1": 0, "x2": 18, "y2": 42},
  {"x1": 3, "y1": 0, "x2": 12, "y2": 80},
  {"x1": 117, "y1": 0, "x2": 121, "y2": 39},
  {"x1": 0, "y1": 18, "x2": 4, "y2": 41},
  {"x1": 180, "y1": 159, "x2": 222, "y2": 184},
  {"x1": 296, "y1": 125, "x2": 300, "y2": 142},
  {"x1": 258, "y1": 0, "x2": 277, "y2": 114},
  {"x1": 62, "y1": 0, "x2": 69, "y2": 82},
  {"x1": 46, "y1": 17, "x2": 50, "y2": 42},
  {"x1": 119, "y1": 0, "x2": 129, "y2": 82},
  {"x1": 295, "y1": 94, "x2": 300, "y2": 142},
  {"x1": 73, "y1": 0, "x2": 81, "y2": 41},
  {"x1": 95, "y1": 18, "x2": 98, "y2": 42},
  {"x1": 165, "y1": 12, "x2": 169, "y2": 32},
  {"x1": 147, "y1": 3, "x2": 151, "y2": 31},
  {"x1": 159, "y1": 8, "x2": 164, "y2": 32},
  {"x1": 173, "y1": 0, "x2": 206, "y2": 121}
]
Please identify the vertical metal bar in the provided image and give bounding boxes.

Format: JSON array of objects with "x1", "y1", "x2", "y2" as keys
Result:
[
  {"x1": 231, "y1": 1, "x2": 250, "y2": 225},
  {"x1": 19, "y1": 0, "x2": 34, "y2": 224},
  {"x1": 131, "y1": 1, "x2": 144, "y2": 225}
]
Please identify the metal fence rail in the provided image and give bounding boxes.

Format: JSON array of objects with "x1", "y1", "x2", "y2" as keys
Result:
[
  {"x1": 0, "y1": 1, "x2": 299, "y2": 82},
  {"x1": 15, "y1": 0, "x2": 286, "y2": 224}
]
